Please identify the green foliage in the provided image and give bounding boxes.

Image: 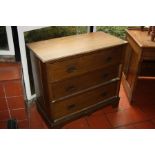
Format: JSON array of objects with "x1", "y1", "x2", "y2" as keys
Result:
[
  {"x1": 25, "y1": 26, "x2": 128, "y2": 44},
  {"x1": 97, "y1": 26, "x2": 128, "y2": 40},
  {"x1": 24, "y1": 26, "x2": 87, "y2": 43}
]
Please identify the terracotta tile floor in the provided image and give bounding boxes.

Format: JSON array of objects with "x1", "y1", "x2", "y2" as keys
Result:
[
  {"x1": 28, "y1": 80, "x2": 155, "y2": 129},
  {"x1": 0, "y1": 63, "x2": 28, "y2": 129},
  {"x1": 1, "y1": 62, "x2": 155, "y2": 129}
]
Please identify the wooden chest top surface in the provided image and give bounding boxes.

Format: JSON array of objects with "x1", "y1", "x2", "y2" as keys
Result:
[
  {"x1": 27, "y1": 32, "x2": 127, "y2": 63},
  {"x1": 127, "y1": 29, "x2": 155, "y2": 48}
]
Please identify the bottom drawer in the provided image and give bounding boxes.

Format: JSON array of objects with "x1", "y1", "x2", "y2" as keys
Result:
[{"x1": 51, "y1": 82, "x2": 117, "y2": 120}]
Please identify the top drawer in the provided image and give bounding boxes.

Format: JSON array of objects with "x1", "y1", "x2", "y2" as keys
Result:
[{"x1": 46, "y1": 46, "x2": 123, "y2": 82}]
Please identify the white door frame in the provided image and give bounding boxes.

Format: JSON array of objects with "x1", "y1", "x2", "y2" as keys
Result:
[
  {"x1": 17, "y1": 26, "x2": 91, "y2": 101},
  {"x1": 17, "y1": 26, "x2": 46, "y2": 101},
  {"x1": 0, "y1": 26, "x2": 15, "y2": 55},
  {"x1": 93, "y1": 26, "x2": 97, "y2": 32}
]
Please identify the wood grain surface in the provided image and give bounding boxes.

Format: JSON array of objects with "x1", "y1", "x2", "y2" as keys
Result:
[
  {"x1": 27, "y1": 32, "x2": 127, "y2": 62},
  {"x1": 126, "y1": 29, "x2": 155, "y2": 48}
]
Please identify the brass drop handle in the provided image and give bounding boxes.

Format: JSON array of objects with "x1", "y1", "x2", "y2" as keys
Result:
[
  {"x1": 66, "y1": 65, "x2": 77, "y2": 73},
  {"x1": 66, "y1": 85, "x2": 76, "y2": 92},
  {"x1": 101, "y1": 92, "x2": 107, "y2": 97},
  {"x1": 106, "y1": 56, "x2": 112, "y2": 62},
  {"x1": 67, "y1": 104, "x2": 76, "y2": 110}
]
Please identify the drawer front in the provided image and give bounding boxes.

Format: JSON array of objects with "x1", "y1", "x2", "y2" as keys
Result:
[
  {"x1": 47, "y1": 47, "x2": 122, "y2": 82},
  {"x1": 50, "y1": 65, "x2": 119, "y2": 100},
  {"x1": 51, "y1": 82, "x2": 117, "y2": 119}
]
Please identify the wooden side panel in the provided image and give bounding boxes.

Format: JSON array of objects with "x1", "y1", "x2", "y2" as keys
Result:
[
  {"x1": 123, "y1": 44, "x2": 132, "y2": 76},
  {"x1": 126, "y1": 47, "x2": 140, "y2": 88},
  {"x1": 30, "y1": 52, "x2": 51, "y2": 118},
  {"x1": 122, "y1": 34, "x2": 142, "y2": 102}
]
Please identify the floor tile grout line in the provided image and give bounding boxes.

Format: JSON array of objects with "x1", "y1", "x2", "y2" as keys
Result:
[
  {"x1": 2, "y1": 79, "x2": 22, "y2": 83},
  {"x1": 0, "y1": 108, "x2": 26, "y2": 113},
  {"x1": 3, "y1": 83, "x2": 12, "y2": 119},
  {"x1": 10, "y1": 108, "x2": 25, "y2": 111},
  {"x1": 5, "y1": 95, "x2": 24, "y2": 98},
  {"x1": 0, "y1": 78, "x2": 22, "y2": 83},
  {"x1": 2, "y1": 79, "x2": 27, "y2": 122}
]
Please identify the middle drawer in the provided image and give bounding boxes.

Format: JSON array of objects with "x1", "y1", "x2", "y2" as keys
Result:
[{"x1": 49, "y1": 65, "x2": 119, "y2": 100}]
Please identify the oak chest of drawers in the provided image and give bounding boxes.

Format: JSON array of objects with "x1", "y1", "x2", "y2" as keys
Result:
[{"x1": 27, "y1": 32, "x2": 127, "y2": 128}]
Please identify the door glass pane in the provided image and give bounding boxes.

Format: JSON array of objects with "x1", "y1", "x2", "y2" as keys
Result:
[
  {"x1": 0, "y1": 26, "x2": 9, "y2": 50},
  {"x1": 24, "y1": 26, "x2": 88, "y2": 95}
]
